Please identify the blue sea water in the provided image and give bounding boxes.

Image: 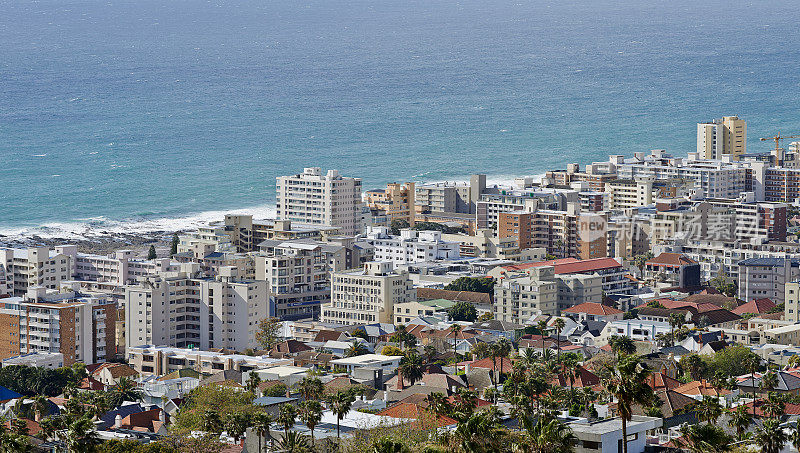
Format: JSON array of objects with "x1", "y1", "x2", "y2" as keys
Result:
[{"x1": 2, "y1": 0, "x2": 800, "y2": 235}]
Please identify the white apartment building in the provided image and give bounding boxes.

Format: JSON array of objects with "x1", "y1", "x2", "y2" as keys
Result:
[
  {"x1": 597, "y1": 320, "x2": 671, "y2": 346},
  {"x1": 415, "y1": 174, "x2": 486, "y2": 215},
  {"x1": 493, "y1": 265, "x2": 603, "y2": 323},
  {"x1": 614, "y1": 150, "x2": 752, "y2": 199},
  {"x1": 0, "y1": 247, "x2": 72, "y2": 296},
  {"x1": 475, "y1": 189, "x2": 569, "y2": 230},
  {"x1": 670, "y1": 239, "x2": 800, "y2": 282},
  {"x1": 57, "y1": 246, "x2": 177, "y2": 285},
  {"x1": 737, "y1": 257, "x2": 800, "y2": 306},
  {"x1": 785, "y1": 281, "x2": 800, "y2": 323},
  {"x1": 124, "y1": 264, "x2": 268, "y2": 352},
  {"x1": 254, "y1": 239, "x2": 348, "y2": 321},
  {"x1": 0, "y1": 287, "x2": 117, "y2": 365},
  {"x1": 277, "y1": 167, "x2": 363, "y2": 236},
  {"x1": 364, "y1": 227, "x2": 460, "y2": 269},
  {"x1": 321, "y1": 262, "x2": 414, "y2": 326}
]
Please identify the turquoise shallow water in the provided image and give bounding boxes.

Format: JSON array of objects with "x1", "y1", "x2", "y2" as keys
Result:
[{"x1": 2, "y1": 0, "x2": 800, "y2": 234}]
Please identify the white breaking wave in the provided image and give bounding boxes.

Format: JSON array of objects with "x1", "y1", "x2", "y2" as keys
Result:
[{"x1": 0, "y1": 204, "x2": 278, "y2": 242}]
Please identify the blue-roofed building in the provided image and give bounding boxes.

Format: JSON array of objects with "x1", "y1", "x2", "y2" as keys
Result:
[{"x1": 0, "y1": 385, "x2": 23, "y2": 404}]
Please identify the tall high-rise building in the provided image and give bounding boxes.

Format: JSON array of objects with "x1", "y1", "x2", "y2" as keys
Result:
[
  {"x1": 697, "y1": 116, "x2": 747, "y2": 160},
  {"x1": 276, "y1": 168, "x2": 363, "y2": 236}
]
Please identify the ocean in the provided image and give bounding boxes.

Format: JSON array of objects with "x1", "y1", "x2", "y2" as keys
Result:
[{"x1": 2, "y1": 0, "x2": 800, "y2": 239}]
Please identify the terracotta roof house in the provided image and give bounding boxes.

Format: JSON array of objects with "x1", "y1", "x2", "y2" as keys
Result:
[
  {"x1": 551, "y1": 366, "x2": 600, "y2": 388},
  {"x1": 293, "y1": 350, "x2": 334, "y2": 368},
  {"x1": 3, "y1": 418, "x2": 40, "y2": 436},
  {"x1": 79, "y1": 376, "x2": 105, "y2": 391},
  {"x1": 646, "y1": 372, "x2": 682, "y2": 391},
  {"x1": 313, "y1": 330, "x2": 349, "y2": 343},
  {"x1": 378, "y1": 402, "x2": 457, "y2": 427},
  {"x1": 682, "y1": 293, "x2": 740, "y2": 309},
  {"x1": 732, "y1": 298, "x2": 777, "y2": 316},
  {"x1": 741, "y1": 399, "x2": 800, "y2": 418},
  {"x1": 115, "y1": 408, "x2": 169, "y2": 434},
  {"x1": 270, "y1": 340, "x2": 313, "y2": 358},
  {"x1": 91, "y1": 363, "x2": 139, "y2": 387},
  {"x1": 385, "y1": 372, "x2": 466, "y2": 393},
  {"x1": 467, "y1": 356, "x2": 513, "y2": 373},
  {"x1": 632, "y1": 389, "x2": 697, "y2": 428},
  {"x1": 674, "y1": 380, "x2": 731, "y2": 398},
  {"x1": 563, "y1": 302, "x2": 624, "y2": 322}
]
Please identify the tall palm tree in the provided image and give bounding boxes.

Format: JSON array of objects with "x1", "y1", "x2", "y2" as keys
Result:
[
  {"x1": 668, "y1": 313, "x2": 684, "y2": 347},
  {"x1": 64, "y1": 415, "x2": 99, "y2": 453},
  {"x1": 745, "y1": 354, "x2": 761, "y2": 416},
  {"x1": 608, "y1": 335, "x2": 636, "y2": 357},
  {"x1": 490, "y1": 339, "x2": 512, "y2": 402},
  {"x1": 452, "y1": 407, "x2": 504, "y2": 452},
  {"x1": 451, "y1": 323, "x2": 463, "y2": 361},
  {"x1": 108, "y1": 377, "x2": 143, "y2": 408},
  {"x1": 297, "y1": 400, "x2": 322, "y2": 447},
  {"x1": 761, "y1": 370, "x2": 778, "y2": 394},
  {"x1": 677, "y1": 423, "x2": 733, "y2": 453},
  {"x1": 33, "y1": 394, "x2": 49, "y2": 421},
  {"x1": 224, "y1": 411, "x2": 251, "y2": 445},
  {"x1": 521, "y1": 415, "x2": 576, "y2": 453},
  {"x1": 762, "y1": 392, "x2": 786, "y2": 419},
  {"x1": 398, "y1": 350, "x2": 425, "y2": 388},
  {"x1": 600, "y1": 354, "x2": 656, "y2": 453},
  {"x1": 560, "y1": 354, "x2": 580, "y2": 407},
  {"x1": 251, "y1": 411, "x2": 274, "y2": 453},
  {"x1": 423, "y1": 345, "x2": 437, "y2": 364},
  {"x1": 278, "y1": 404, "x2": 297, "y2": 442},
  {"x1": 296, "y1": 376, "x2": 324, "y2": 401},
  {"x1": 326, "y1": 389, "x2": 356, "y2": 440},
  {"x1": 553, "y1": 318, "x2": 566, "y2": 363},
  {"x1": 345, "y1": 340, "x2": 369, "y2": 357},
  {"x1": 727, "y1": 404, "x2": 753, "y2": 441},
  {"x1": 693, "y1": 396, "x2": 724, "y2": 424},
  {"x1": 536, "y1": 320, "x2": 550, "y2": 358},
  {"x1": 246, "y1": 372, "x2": 262, "y2": 394},
  {"x1": 754, "y1": 418, "x2": 788, "y2": 453}
]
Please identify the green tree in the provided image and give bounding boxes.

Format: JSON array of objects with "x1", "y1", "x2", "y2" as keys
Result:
[
  {"x1": 448, "y1": 301, "x2": 478, "y2": 322},
  {"x1": 692, "y1": 396, "x2": 723, "y2": 424},
  {"x1": 295, "y1": 376, "x2": 324, "y2": 401},
  {"x1": 677, "y1": 423, "x2": 733, "y2": 453},
  {"x1": 728, "y1": 404, "x2": 753, "y2": 441},
  {"x1": 171, "y1": 385, "x2": 259, "y2": 435},
  {"x1": 520, "y1": 415, "x2": 576, "y2": 453},
  {"x1": 389, "y1": 219, "x2": 410, "y2": 235},
  {"x1": 297, "y1": 400, "x2": 322, "y2": 447},
  {"x1": 326, "y1": 389, "x2": 357, "y2": 440},
  {"x1": 277, "y1": 431, "x2": 310, "y2": 453},
  {"x1": 553, "y1": 318, "x2": 565, "y2": 363},
  {"x1": 65, "y1": 415, "x2": 100, "y2": 453},
  {"x1": 345, "y1": 340, "x2": 369, "y2": 357},
  {"x1": 390, "y1": 325, "x2": 417, "y2": 349},
  {"x1": 147, "y1": 245, "x2": 157, "y2": 260},
  {"x1": 107, "y1": 377, "x2": 143, "y2": 408},
  {"x1": 278, "y1": 404, "x2": 297, "y2": 442},
  {"x1": 444, "y1": 277, "x2": 495, "y2": 294},
  {"x1": 246, "y1": 372, "x2": 262, "y2": 394},
  {"x1": 255, "y1": 317, "x2": 281, "y2": 350},
  {"x1": 263, "y1": 382, "x2": 288, "y2": 397},
  {"x1": 251, "y1": 412, "x2": 274, "y2": 453},
  {"x1": 397, "y1": 350, "x2": 424, "y2": 388},
  {"x1": 710, "y1": 271, "x2": 737, "y2": 297},
  {"x1": 170, "y1": 234, "x2": 180, "y2": 256},
  {"x1": 371, "y1": 437, "x2": 411, "y2": 453},
  {"x1": 600, "y1": 354, "x2": 656, "y2": 453},
  {"x1": 754, "y1": 418, "x2": 788, "y2": 453},
  {"x1": 381, "y1": 345, "x2": 404, "y2": 356},
  {"x1": 224, "y1": 411, "x2": 251, "y2": 444},
  {"x1": 201, "y1": 409, "x2": 223, "y2": 436},
  {"x1": 608, "y1": 335, "x2": 636, "y2": 357},
  {"x1": 451, "y1": 407, "x2": 505, "y2": 453}
]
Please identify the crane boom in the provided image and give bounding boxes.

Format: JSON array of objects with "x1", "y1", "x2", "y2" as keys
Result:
[{"x1": 760, "y1": 133, "x2": 800, "y2": 152}]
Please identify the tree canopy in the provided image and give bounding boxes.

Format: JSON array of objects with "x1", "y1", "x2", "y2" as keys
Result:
[
  {"x1": 448, "y1": 301, "x2": 478, "y2": 322},
  {"x1": 444, "y1": 277, "x2": 495, "y2": 294}
]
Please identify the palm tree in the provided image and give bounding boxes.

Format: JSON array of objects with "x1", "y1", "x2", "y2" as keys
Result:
[
  {"x1": 371, "y1": 437, "x2": 411, "y2": 453},
  {"x1": 693, "y1": 396, "x2": 724, "y2": 424},
  {"x1": 451, "y1": 323, "x2": 463, "y2": 362},
  {"x1": 761, "y1": 370, "x2": 778, "y2": 394},
  {"x1": 668, "y1": 313, "x2": 684, "y2": 347},
  {"x1": 326, "y1": 389, "x2": 356, "y2": 440},
  {"x1": 201, "y1": 409, "x2": 223, "y2": 436},
  {"x1": 33, "y1": 394, "x2": 49, "y2": 421},
  {"x1": 277, "y1": 431, "x2": 311, "y2": 453},
  {"x1": 560, "y1": 354, "x2": 580, "y2": 407},
  {"x1": 451, "y1": 407, "x2": 504, "y2": 452},
  {"x1": 536, "y1": 320, "x2": 550, "y2": 358},
  {"x1": 246, "y1": 372, "x2": 262, "y2": 394},
  {"x1": 296, "y1": 376, "x2": 324, "y2": 401},
  {"x1": 224, "y1": 411, "x2": 251, "y2": 445},
  {"x1": 553, "y1": 318, "x2": 566, "y2": 362},
  {"x1": 521, "y1": 415, "x2": 575, "y2": 453},
  {"x1": 64, "y1": 415, "x2": 99, "y2": 453},
  {"x1": 345, "y1": 340, "x2": 369, "y2": 357},
  {"x1": 745, "y1": 354, "x2": 761, "y2": 416},
  {"x1": 608, "y1": 335, "x2": 636, "y2": 357},
  {"x1": 762, "y1": 392, "x2": 786, "y2": 419},
  {"x1": 677, "y1": 423, "x2": 733, "y2": 453},
  {"x1": 251, "y1": 411, "x2": 274, "y2": 453},
  {"x1": 423, "y1": 345, "x2": 437, "y2": 364},
  {"x1": 490, "y1": 339, "x2": 512, "y2": 402},
  {"x1": 728, "y1": 404, "x2": 753, "y2": 441},
  {"x1": 278, "y1": 404, "x2": 297, "y2": 442},
  {"x1": 37, "y1": 416, "x2": 57, "y2": 442},
  {"x1": 754, "y1": 418, "x2": 788, "y2": 453},
  {"x1": 108, "y1": 377, "x2": 143, "y2": 408},
  {"x1": 297, "y1": 400, "x2": 322, "y2": 447},
  {"x1": 600, "y1": 354, "x2": 656, "y2": 453},
  {"x1": 398, "y1": 350, "x2": 424, "y2": 388}
]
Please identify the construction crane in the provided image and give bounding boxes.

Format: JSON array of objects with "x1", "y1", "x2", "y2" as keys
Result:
[{"x1": 760, "y1": 133, "x2": 800, "y2": 153}]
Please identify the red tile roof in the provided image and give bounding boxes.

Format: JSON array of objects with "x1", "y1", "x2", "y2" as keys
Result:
[
  {"x1": 673, "y1": 380, "x2": 731, "y2": 397},
  {"x1": 553, "y1": 257, "x2": 623, "y2": 274},
  {"x1": 732, "y1": 298, "x2": 777, "y2": 316},
  {"x1": 563, "y1": 302, "x2": 623, "y2": 316},
  {"x1": 501, "y1": 258, "x2": 578, "y2": 272},
  {"x1": 645, "y1": 253, "x2": 697, "y2": 267},
  {"x1": 378, "y1": 403, "x2": 457, "y2": 427},
  {"x1": 469, "y1": 356, "x2": 514, "y2": 372},
  {"x1": 646, "y1": 372, "x2": 682, "y2": 391},
  {"x1": 742, "y1": 399, "x2": 800, "y2": 417}
]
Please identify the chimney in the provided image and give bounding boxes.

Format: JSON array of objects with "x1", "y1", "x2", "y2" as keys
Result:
[
  {"x1": 159, "y1": 409, "x2": 166, "y2": 422},
  {"x1": 114, "y1": 414, "x2": 122, "y2": 428}
]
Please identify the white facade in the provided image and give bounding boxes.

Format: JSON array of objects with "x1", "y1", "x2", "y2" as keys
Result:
[
  {"x1": 0, "y1": 247, "x2": 72, "y2": 296},
  {"x1": 365, "y1": 227, "x2": 460, "y2": 268},
  {"x1": 277, "y1": 167, "x2": 363, "y2": 236},
  {"x1": 124, "y1": 265, "x2": 268, "y2": 352}
]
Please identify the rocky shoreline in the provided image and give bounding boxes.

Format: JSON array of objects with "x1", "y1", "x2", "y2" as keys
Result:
[{"x1": 0, "y1": 231, "x2": 179, "y2": 256}]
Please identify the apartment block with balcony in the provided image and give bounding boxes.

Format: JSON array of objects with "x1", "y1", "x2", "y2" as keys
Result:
[
  {"x1": 126, "y1": 345, "x2": 291, "y2": 376},
  {"x1": 254, "y1": 239, "x2": 347, "y2": 321},
  {"x1": 364, "y1": 182, "x2": 416, "y2": 227},
  {"x1": 415, "y1": 174, "x2": 486, "y2": 216},
  {"x1": 277, "y1": 167, "x2": 363, "y2": 236},
  {"x1": 321, "y1": 262, "x2": 414, "y2": 326},
  {"x1": 364, "y1": 227, "x2": 460, "y2": 269},
  {"x1": 737, "y1": 257, "x2": 800, "y2": 306},
  {"x1": 0, "y1": 286, "x2": 116, "y2": 365},
  {"x1": 0, "y1": 247, "x2": 72, "y2": 296},
  {"x1": 124, "y1": 264, "x2": 267, "y2": 352}
]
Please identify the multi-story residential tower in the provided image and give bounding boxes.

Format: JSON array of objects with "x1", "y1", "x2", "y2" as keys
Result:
[
  {"x1": 415, "y1": 174, "x2": 487, "y2": 215},
  {"x1": 0, "y1": 247, "x2": 72, "y2": 296},
  {"x1": 124, "y1": 265, "x2": 267, "y2": 352},
  {"x1": 254, "y1": 239, "x2": 347, "y2": 321},
  {"x1": 277, "y1": 167, "x2": 363, "y2": 236},
  {"x1": 0, "y1": 287, "x2": 117, "y2": 365},
  {"x1": 321, "y1": 262, "x2": 414, "y2": 326},
  {"x1": 364, "y1": 183, "x2": 416, "y2": 227},
  {"x1": 364, "y1": 227, "x2": 460, "y2": 269},
  {"x1": 697, "y1": 116, "x2": 747, "y2": 160}
]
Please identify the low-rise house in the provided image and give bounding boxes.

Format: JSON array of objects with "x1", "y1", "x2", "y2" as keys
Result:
[
  {"x1": 738, "y1": 370, "x2": 800, "y2": 396},
  {"x1": 642, "y1": 253, "x2": 700, "y2": 289},
  {"x1": 470, "y1": 319, "x2": 522, "y2": 340},
  {"x1": 563, "y1": 302, "x2": 623, "y2": 323},
  {"x1": 329, "y1": 354, "x2": 403, "y2": 375},
  {"x1": 632, "y1": 389, "x2": 696, "y2": 429},
  {"x1": 91, "y1": 363, "x2": 139, "y2": 387},
  {"x1": 248, "y1": 366, "x2": 310, "y2": 387},
  {"x1": 568, "y1": 415, "x2": 662, "y2": 453},
  {"x1": 732, "y1": 298, "x2": 777, "y2": 317},
  {"x1": 674, "y1": 379, "x2": 733, "y2": 404},
  {"x1": 393, "y1": 299, "x2": 455, "y2": 324},
  {"x1": 269, "y1": 340, "x2": 312, "y2": 358},
  {"x1": 1, "y1": 352, "x2": 64, "y2": 369},
  {"x1": 597, "y1": 320, "x2": 671, "y2": 346},
  {"x1": 126, "y1": 345, "x2": 291, "y2": 376}
]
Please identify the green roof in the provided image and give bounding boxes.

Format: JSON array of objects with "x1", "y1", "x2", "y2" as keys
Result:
[{"x1": 419, "y1": 298, "x2": 456, "y2": 309}]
